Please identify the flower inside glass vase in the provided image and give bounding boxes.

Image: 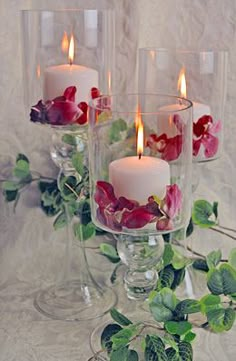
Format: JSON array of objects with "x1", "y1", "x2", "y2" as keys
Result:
[{"x1": 95, "y1": 110, "x2": 182, "y2": 233}]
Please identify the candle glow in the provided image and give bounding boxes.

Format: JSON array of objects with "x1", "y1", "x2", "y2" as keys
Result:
[
  {"x1": 68, "y1": 34, "x2": 75, "y2": 65},
  {"x1": 61, "y1": 32, "x2": 69, "y2": 54},
  {"x1": 136, "y1": 112, "x2": 144, "y2": 159},
  {"x1": 177, "y1": 67, "x2": 187, "y2": 98}
]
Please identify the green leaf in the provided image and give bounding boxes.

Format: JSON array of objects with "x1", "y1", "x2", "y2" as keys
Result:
[
  {"x1": 192, "y1": 259, "x2": 209, "y2": 273},
  {"x1": 207, "y1": 307, "x2": 235, "y2": 333},
  {"x1": 163, "y1": 244, "x2": 174, "y2": 267},
  {"x1": 72, "y1": 152, "x2": 84, "y2": 177},
  {"x1": 157, "y1": 266, "x2": 175, "y2": 290},
  {"x1": 175, "y1": 299, "x2": 201, "y2": 316},
  {"x1": 110, "y1": 347, "x2": 129, "y2": 361},
  {"x1": 229, "y1": 248, "x2": 236, "y2": 270},
  {"x1": 13, "y1": 159, "x2": 30, "y2": 179},
  {"x1": 164, "y1": 321, "x2": 192, "y2": 336},
  {"x1": 145, "y1": 335, "x2": 168, "y2": 361},
  {"x1": 100, "y1": 323, "x2": 122, "y2": 353},
  {"x1": 200, "y1": 294, "x2": 221, "y2": 314},
  {"x1": 74, "y1": 222, "x2": 95, "y2": 241},
  {"x1": 212, "y1": 202, "x2": 218, "y2": 219},
  {"x1": 16, "y1": 153, "x2": 29, "y2": 163},
  {"x1": 165, "y1": 348, "x2": 179, "y2": 361},
  {"x1": 38, "y1": 180, "x2": 58, "y2": 193},
  {"x1": 206, "y1": 250, "x2": 222, "y2": 270},
  {"x1": 59, "y1": 175, "x2": 78, "y2": 201},
  {"x1": 207, "y1": 264, "x2": 236, "y2": 295},
  {"x1": 183, "y1": 331, "x2": 196, "y2": 343},
  {"x1": 53, "y1": 211, "x2": 69, "y2": 230},
  {"x1": 100, "y1": 243, "x2": 120, "y2": 263},
  {"x1": 110, "y1": 263, "x2": 121, "y2": 284},
  {"x1": 192, "y1": 199, "x2": 216, "y2": 228},
  {"x1": 110, "y1": 308, "x2": 132, "y2": 326},
  {"x1": 186, "y1": 218, "x2": 194, "y2": 238},
  {"x1": 149, "y1": 288, "x2": 178, "y2": 322},
  {"x1": 111, "y1": 325, "x2": 139, "y2": 350},
  {"x1": 171, "y1": 268, "x2": 186, "y2": 290},
  {"x1": 109, "y1": 118, "x2": 127, "y2": 143},
  {"x1": 128, "y1": 349, "x2": 139, "y2": 361},
  {"x1": 3, "y1": 189, "x2": 18, "y2": 202},
  {"x1": 178, "y1": 341, "x2": 193, "y2": 361},
  {"x1": 171, "y1": 249, "x2": 191, "y2": 270},
  {"x1": 2, "y1": 180, "x2": 20, "y2": 191},
  {"x1": 62, "y1": 134, "x2": 77, "y2": 146}
]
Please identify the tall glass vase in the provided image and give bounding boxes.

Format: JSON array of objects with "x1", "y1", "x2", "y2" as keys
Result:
[{"x1": 21, "y1": 9, "x2": 117, "y2": 320}]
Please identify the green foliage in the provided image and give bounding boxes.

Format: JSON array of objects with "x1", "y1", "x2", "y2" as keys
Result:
[
  {"x1": 207, "y1": 307, "x2": 235, "y2": 333},
  {"x1": 72, "y1": 152, "x2": 84, "y2": 177},
  {"x1": 101, "y1": 323, "x2": 122, "y2": 353},
  {"x1": 110, "y1": 308, "x2": 132, "y2": 326},
  {"x1": 192, "y1": 200, "x2": 218, "y2": 228},
  {"x1": 207, "y1": 263, "x2": 236, "y2": 295},
  {"x1": 206, "y1": 250, "x2": 222, "y2": 270},
  {"x1": 229, "y1": 248, "x2": 236, "y2": 270},
  {"x1": 73, "y1": 222, "x2": 95, "y2": 241},
  {"x1": 100, "y1": 243, "x2": 120, "y2": 263},
  {"x1": 149, "y1": 288, "x2": 178, "y2": 322},
  {"x1": 109, "y1": 118, "x2": 128, "y2": 143}
]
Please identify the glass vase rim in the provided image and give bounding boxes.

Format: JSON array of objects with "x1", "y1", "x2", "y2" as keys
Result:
[
  {"x1": 89, "y1": 93, "x2": 193, "y2": 114},
  {"x1": 138, "y1": 47, "x2": 228, "y2": 55},
  {"x1": 21, "y1": 8, "x2": 113, "y2": 14}
]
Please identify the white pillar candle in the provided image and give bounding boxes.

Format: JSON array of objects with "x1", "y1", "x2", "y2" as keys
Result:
[
  {"x1": 43, "y1": 64, "x2": 98, "y2": 103},
  {"x1": 158, "y1": 103, "x2": 185, "y2": 136},
  {"x1": 109, "y1": 156, "x2": 170, "y2": 204},
  {"x1": 192, "y1": 101, "x2": 211, "y2": 123}
]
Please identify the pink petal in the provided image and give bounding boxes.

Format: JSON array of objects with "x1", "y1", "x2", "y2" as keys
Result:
[
  {"x1": 96, "y1": 208, "x2": 122, "y2": 232},
  {"x1": 161, "y1": 135, "x2": 182, "y2": 161},
  {"x1": 193, "y1": 138, "x2": 202, "y2": 156},
  {"x1": 146, "y1": 133, "x2": 168, "y2": 153},
  {"x1": 64, "y1": 86, "x2": 77, "y2": 102},
  {"x1": 208, "y1": 120, "x2": 222, "y2": 134},
  {"x1": 47, "y1": 101, "x2": 83, "y2": 125},
  {"x1": 156, "y1": 217, "x2": 173, "y2": 231},
  {"x1": 164, "y1": 184, "x2": 182, "y2": 218},
  {"x1": 94, "y1": 181, "x2": 117, "y2": 208},
  {"x1": 193, "y1": 115, "x2": 212, "y2": 137},
  {"x1": 91, "y1": 87, "x2": 101, "y2": 99},
  {"x1": 121, "y1": 207, "x2": 156, "y2": 229},
  {"x1": 202, "y1": 133, "x2": 219, "y2": 158},
  {"x1": 77, "y1": 102, "x2": 88, "y2": 125},
  {"x1": 116, "y1": 196, "x2": 139, "y2": 211}
]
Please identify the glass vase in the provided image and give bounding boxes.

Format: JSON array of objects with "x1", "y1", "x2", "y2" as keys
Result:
[
  {"x1": 21, "y1": 9, "x2": 117, "y2": 320},
  {"x1": 138, "y1": 48, "x2": 228, "y2": 163},
  {"x1": 88, "y1": 94, "x2": 193, "y2": 299}
]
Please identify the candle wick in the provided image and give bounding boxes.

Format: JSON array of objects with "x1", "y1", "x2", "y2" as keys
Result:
[
  {"x1": 139, "y1": 153, "x2": 142, "y2": 160},
  {"x1": 69, "y1": 59, "x2": 73, "y2": 66}
]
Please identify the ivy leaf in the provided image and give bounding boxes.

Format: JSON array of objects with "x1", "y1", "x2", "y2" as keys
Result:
[
  {"x1": 72, "y1": 152, "x2": 84, "y2": 177},
  {"x1": 111, "y1": 325, "x2": 139, "y2": 350},
  {"x1": 53, "y1": 210, "x2": 69, "y2": 230},
  {"x1": 157, "y1": 266, "x2": 175, "y2": 290},
  {"x1": 145, "y1": 335, "x2": 168, "y2": 361},
  {"x1": 178, "y1": 341, "x2": 193, "y2": 361},
  {"x1": 110, "y1": 308, "x2": 132, "y2": 326},
  {"x1": 183, "y1": 331, "x2": 196, "y2": 343},
  {"x1": 192, "y1": 200, "x2": 217, "y2": 228},
  {"x1": 101, "y1": 323, "x2": 122, "y2": 353},
  {"x1": 59, "y1": 175, "x2": 78, "y2": 201},
  {"x1": 212, "y1": 201, "x2": 218, "y2": 219},
  {"x1": 229, "y1": 248, "x2": 236, "y2": 270},
  {"x1": 164, "y1": 320, "x2": 192, "y2": 336},
  {"x1": 171, "y1": 248, "x2": 191, "y2": 270},
  {"x1": 127, "y1": 349, "x2": 139, "y2": 361},
  {"x1": 109, "y1": 118, "x2": 127, "y2": 143},
  {"x1": 62, "y1": 134, "x2": 77, "y2": 146},
  {"x1": 163, "y1": 244, "x2": 174, "y2": 267},
  {"x1": 100, "y1": 243, "x2": 120, "y2": 263},
  {"x1": 206, "y1": 250, "x2": 222, "y2": 270},
  {"x1": 192, "y1": 259, "x2": 209, "y2": 273},
  {"x1": 13, "y1": 159, "x2": 30, "y2": 179},
  {"x1": 2, "y1": 180, "x2": 20, "y2": 191},
  {"x1": 175, "y1": 299, "x2": 201, "y2": 316},
  {"x1": 207, "y1": 264, "x2": 236, "y2": 295},
  {"x1": 207, "y1": 307, "x2": 235, "y2": 333},
  {"x1": 110, "y1": 347, "x2": 129, "y2": 361},
  {"x1": 200, "y1": 294, "x2": 221, "y2": 314},
  {"x1": 171, "y1": 268, "x2": 186, "y2": 290},
  {"x1": 74, "y1": 222, "x2": 95, "y2": 241},
  {"x1": 165, "y1": 347, "x2": 179, "y2": 361},
  {"x1": 149, "y1": 288, "x2": 178, "y2": 322}
]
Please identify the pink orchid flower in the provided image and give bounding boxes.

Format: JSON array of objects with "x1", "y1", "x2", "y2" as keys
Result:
[{"x1": 193, "y1": 115, "x2": 221, "y2": 158}]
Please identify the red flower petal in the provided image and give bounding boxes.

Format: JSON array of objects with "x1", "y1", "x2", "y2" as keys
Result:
[
  {"x1": 208, "y1": 120, "x2": 222, "y2": 134},
  {"x1": 202, "y1": 133, "x2": 219, "y2": 158},
  {"x1": 91, "y1": 87, "x2": 100, "y2": 99},
  {"x1": 63, "y1": 86, "x2": 77, "y2": 102},
  {"x1": 146, "y1": 133, "x2": 168, "y2": 153},
  {"x1": 121, "y1": 207, "x2": 156, "y2": 229},
  {"x1": 77, "y1": 102, "x2": 88, "y2": 124},
  {"x1": 95, "y1": 181, "x2": 117, "y2": 208},
  {"x1": 47, "y1": 101, "x2": 83, "y2": 125},
  {"x1": 163, "y1": 184, "x2": 182, "y2": 218},
  {"x1": 156, "y1": 217, "x2": 173, "y2": 231},
  {"x1": 161, "y1": 135, "x2": 182, "y2": 161},
  {"x1": 173, "y1": 114, "x2": 184, "y2": 133},
  {"x1": 193, "y1": 138, "x2": 202, "y2": 156},
  {"x1": 116, "y1": 196, "x2": 139, "y2": 211},
  {"x1": 193, "y1": 115, "x2": 213, "y2": 137}
]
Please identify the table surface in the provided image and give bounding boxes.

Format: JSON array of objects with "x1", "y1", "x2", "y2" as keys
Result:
[{"x1": 0, "y1": 146, "x2": 236, "y2": 361}]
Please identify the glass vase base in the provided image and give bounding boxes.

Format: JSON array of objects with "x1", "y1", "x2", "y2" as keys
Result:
[
  {"x1": 34, "y1": 280, "x2": 117, "y2": 321},
  {"x1": 124, "y1": 269, "x2": 157, "y2": 301}
]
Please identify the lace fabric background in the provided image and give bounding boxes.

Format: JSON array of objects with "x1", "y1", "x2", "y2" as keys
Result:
[{"x1": 0, "y1": 0, "x2": 236, "y2": 360}]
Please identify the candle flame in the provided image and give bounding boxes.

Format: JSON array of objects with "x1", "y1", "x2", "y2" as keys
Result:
[
  {"x1": 177, "y1": 67, "x2": 187, "y2": 98},
  {"x1": 61, "y1": 31, "x2": 69, "y2": 53},
  {"x1": 68, "y1": 34, "x2": 75, "y2": 65},
  {"x1": 136, "y1": 107, "x2": 144, "y2": 158},
  {"x1": 150, "y1": 50, "x2": 155, "y2": 61}
]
